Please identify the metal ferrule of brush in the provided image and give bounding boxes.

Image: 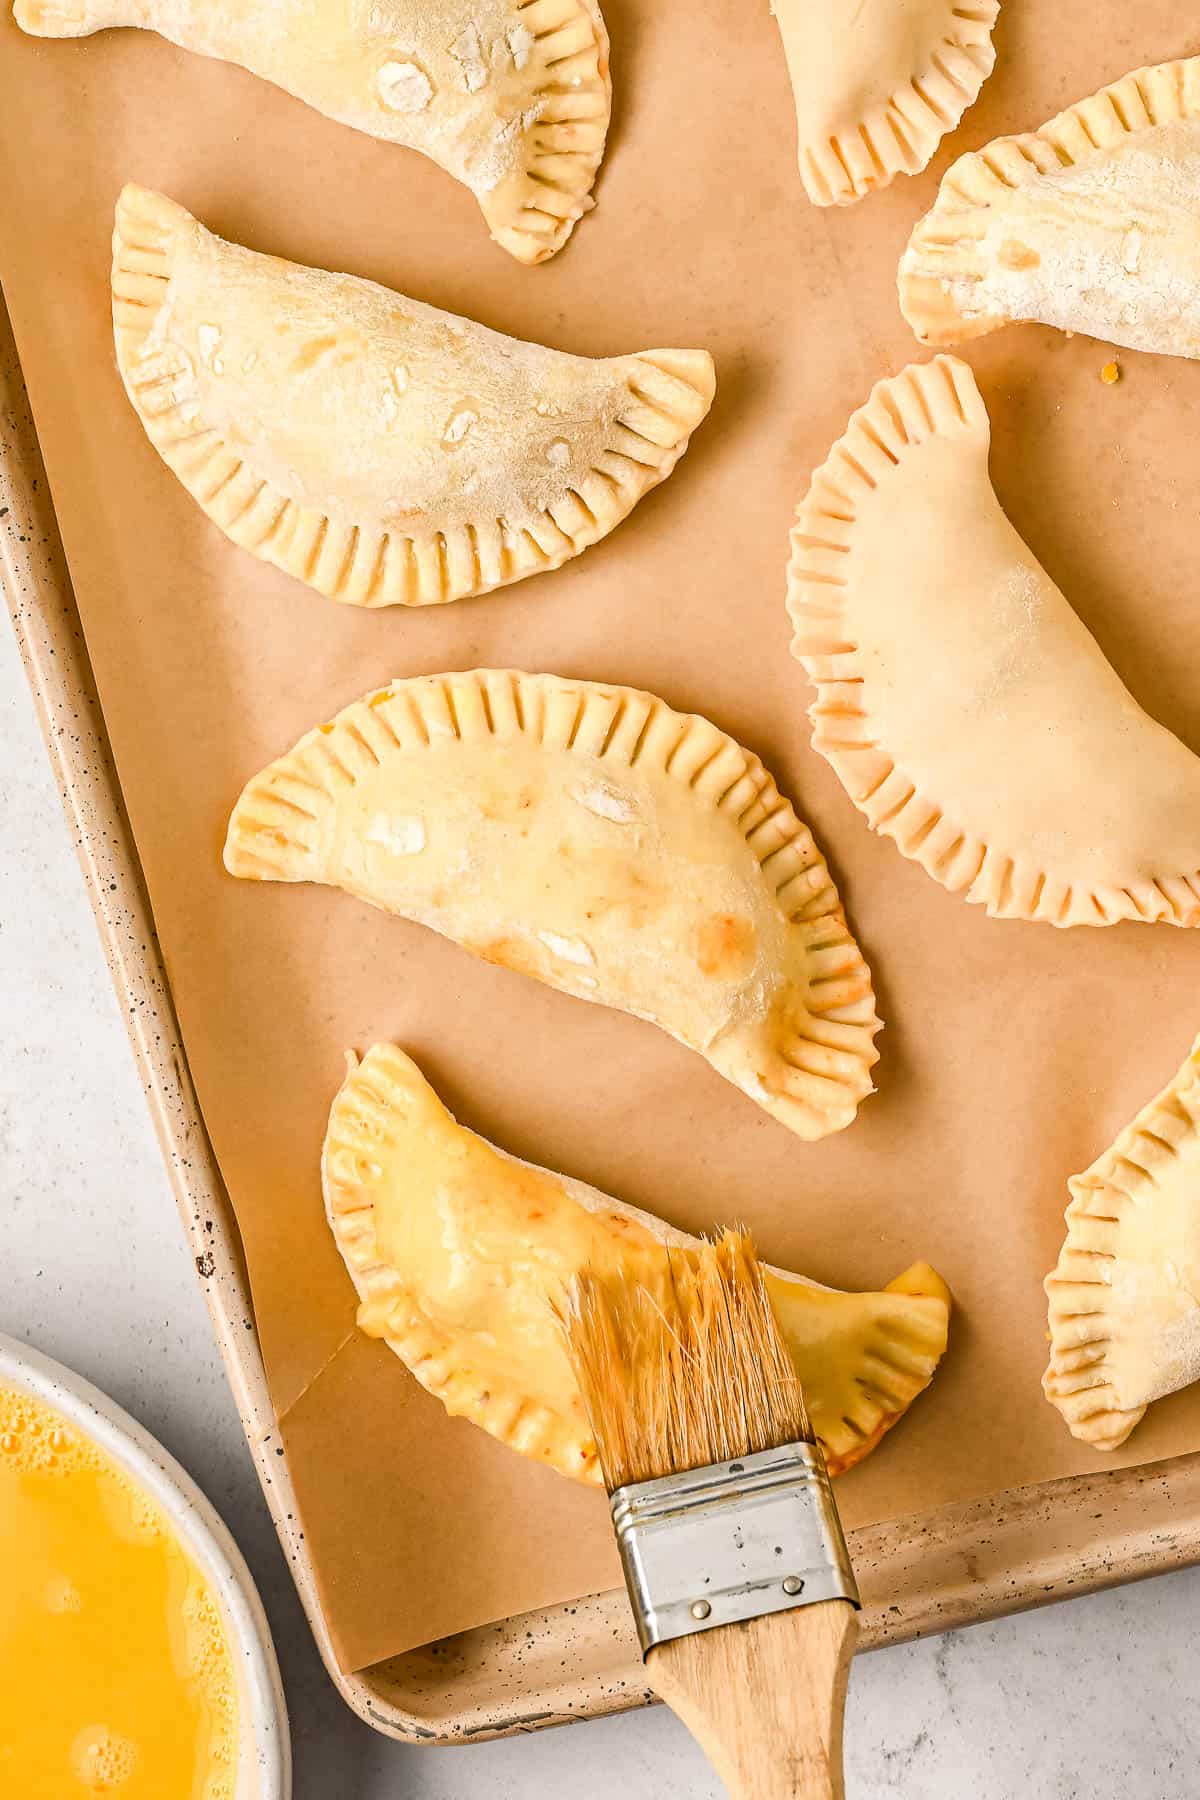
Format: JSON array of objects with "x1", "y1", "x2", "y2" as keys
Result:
[{"x1": 610, "y1": 1440, "x2": 860, "y2": 1657}]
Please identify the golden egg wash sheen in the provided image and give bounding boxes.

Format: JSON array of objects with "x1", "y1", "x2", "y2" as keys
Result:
[{"x1": 0, "y1": 1379, "x2": 240, "y2": 1796}]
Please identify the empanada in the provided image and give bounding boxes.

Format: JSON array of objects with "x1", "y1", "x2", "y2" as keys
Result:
[
  {"x1": 325, "y1": 1043, "x2": 952, "y2": 1480},
  {"x1": 1045, "y1": 1038, "x2": 1200, "y2": 1451},
  {"x1": 20, "y1": 0, "x2": 610, "y2": 263},
  {"x1": 900, "y1": 57, "x2": 1200, "y2": 356},
  {"x1": 112, "y1": 187, "x2": 713, "y2": 609},
  {"x1": 788, "y1": 355, "x2": 1200, "y2": 926},
  {"x1": 225, "y1": 671, "x2": 881, "y2": 1138},
  {"x1": 773, "y1": 0, "x2": 998, "y2": 207}
]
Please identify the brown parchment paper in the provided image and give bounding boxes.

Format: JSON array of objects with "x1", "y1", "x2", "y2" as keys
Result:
[{"x1": 5, "y1": 0, "x2": 1200, "y2": 1675}]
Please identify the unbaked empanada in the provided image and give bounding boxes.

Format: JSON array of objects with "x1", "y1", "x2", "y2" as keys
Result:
[
  {"x1": 1045, "y1": 1038, "x2": 1200, "y2": 1451},
  {"x1": 773, "y1": 0, "x2": 998, "y2": 207},
  {"x1": 225, "y1": 671, "x2": 881, "y2": 1138},
  {"x1": 325, "y1": 1043, "x2": 952, "y2": 1480},
  {"x1": 112, "y1": 188, "x2": 713, "y2": 609},
  {"x1": 901, "y1": 57, "x2": 1200, "y2": 356},
  {"x1": 20, "y1": 0, "x2": 610, "y2": 263},
  {"x1": 788, "y1": 355, "x2": 1200, "y2": 926}
]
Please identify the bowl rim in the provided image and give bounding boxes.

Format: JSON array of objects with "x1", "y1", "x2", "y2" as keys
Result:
[{"x1": 0, "y1": 1331, "x2": 291, "y2": 1800}]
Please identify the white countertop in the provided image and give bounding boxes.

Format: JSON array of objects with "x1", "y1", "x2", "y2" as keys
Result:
[{"x1": 2, "y1": 615, "x2": 1195, "y2": 1798}]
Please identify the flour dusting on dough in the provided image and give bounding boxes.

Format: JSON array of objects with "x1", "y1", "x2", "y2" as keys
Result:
[
  {"x1": 930, "y1": 124, "x2": 1200, "y2": 358},
  {"x1": 450, "y1": 24, "x2": 489, "y2": 92},
  {"x1": 366, "y1": 813, "x2": 427, "y2": 855},
  {"x1": 538, "y1": 931, "x2": 596, "y2": 966},
  {"x1": 569, "y1": 780, "x2": 639, "y2": 824},
  {"x1": 506, "y1": 21, "x2": 534, "y2": 68},
  {"x1": 377, "y1": 58, "x2": 434, "y2": 112}
]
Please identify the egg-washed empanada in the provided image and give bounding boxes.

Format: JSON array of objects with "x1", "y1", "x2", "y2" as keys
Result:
[
  {"x1": 225, "y1": 671, "x2": 881, "y2": 1139},
  {"x1": 773, "y1": 0, "x2": 998, "y2": 207},
  {"x1": 19, "y1": 0, "x2": 610, "y2": 263},
  {"x1": 900, "y1": 57, "x2": 1200, "y2": 356},
  {"x1": 325, "y1": 1043, "x2": 952, "y2": 1481},
  {"x1": 1045, "y1": 1038, "x2": 1200, "y2": 1451},
  {"x1": 788, "y1": 355, "x2": 1200, "y2": 927},
  {"x1": 111, "y1": 186, "x2": 714, "y2": 609}
]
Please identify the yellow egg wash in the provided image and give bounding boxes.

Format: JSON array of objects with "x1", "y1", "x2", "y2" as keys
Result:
[
  {"x1": 0, "y1": 1383, "x2": 239, "y2": 1798},
  {"x1": 360, "y1": 1062, "x2": 662, "y2": 1425}
]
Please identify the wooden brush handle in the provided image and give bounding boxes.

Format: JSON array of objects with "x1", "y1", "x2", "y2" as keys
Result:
[{"x1": 646, "y1": 1599, "x2": 859, "y2": 1799}]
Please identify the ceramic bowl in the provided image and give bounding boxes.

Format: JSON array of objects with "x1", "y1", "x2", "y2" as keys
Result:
[{"x1": 0, "y1": 1332, "x2": 291, "y2": 1799}]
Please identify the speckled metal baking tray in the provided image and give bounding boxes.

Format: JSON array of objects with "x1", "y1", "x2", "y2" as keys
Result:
[{"x1": 5, "y1": 294, "x2": 1200, "y2": 1745}]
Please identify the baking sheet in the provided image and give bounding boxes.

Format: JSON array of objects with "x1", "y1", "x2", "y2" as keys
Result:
[{"x1": 3, "y1": 0, "x2": 1200, "y2": 1675}]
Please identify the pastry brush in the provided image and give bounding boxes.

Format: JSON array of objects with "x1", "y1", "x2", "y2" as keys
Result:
[{"x1": 560, "y1": 1230, "x2": 860, "y2": 1799}]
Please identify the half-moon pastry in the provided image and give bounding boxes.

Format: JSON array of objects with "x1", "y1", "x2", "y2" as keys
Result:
[
  {"x1": 773, "y1": 0, "x2": 998, "y2": 206},
  {"x1": 900, "y1": 57, "x2": 1200, "y2": 356},
  {"x1": 225, "y1": 671, "x2": 881, "y2": 1139},
  {"x1": 1045, "y1": 1036, "x2": 1200, "y2": 1451},
  {"x1": 324, "y1": 1043, "x2": 952, "y2": 1480},
  {"x1": 788, "y1": 355, "x2": 1200, "y2": 926},
  {"x1": 19, "y1": 0, "x2": 611, "y2": 262},
  {"x1": 112, "y1": 187, "x2": 714, "y2": 609}
]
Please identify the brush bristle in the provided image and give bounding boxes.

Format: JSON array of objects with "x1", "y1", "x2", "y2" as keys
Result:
[{"x1": 559, "y1": 1230, "x2": 812, "y2": 1492}]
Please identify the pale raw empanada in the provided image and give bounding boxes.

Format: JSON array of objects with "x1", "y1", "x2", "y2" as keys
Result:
[
  {"x1": 1045, "y1": 1038, "x2": 1200, "y2": 1451},
  {"x1": 773, "y1": 0, "x2": 998, "y2": 207},
  {"x1": 19, "y1": 0, "x2": 610, "y2": 263},
  {"x1": 325, "y1": 1043, "x2": 952, "y2": 1480},
  {"x1": 112, "y1": 188, "x2": 714, "y2": 609},
  {"x1": 225, "y1": 671, "x2": 881, "y2": 1139},
  {"x1": 788, "y1": 355, "x2": 1200, "y2": 926},
  {"x1": 900, "y1": 57, "x2": 1200, "y2": 356}
]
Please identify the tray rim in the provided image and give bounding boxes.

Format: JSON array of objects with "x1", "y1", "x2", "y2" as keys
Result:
[{"x1": 4, "y1": 298, "x2": 1200, "y2": 1748}]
